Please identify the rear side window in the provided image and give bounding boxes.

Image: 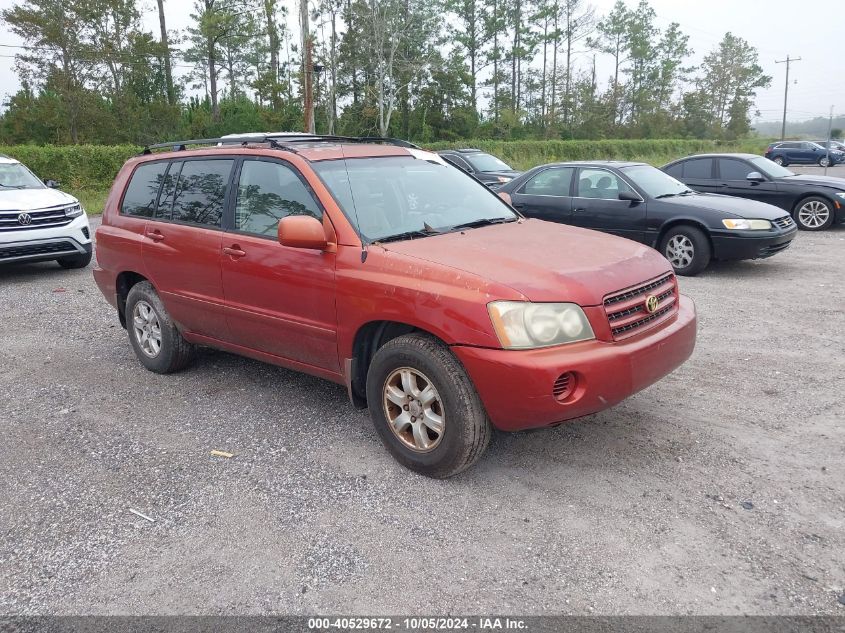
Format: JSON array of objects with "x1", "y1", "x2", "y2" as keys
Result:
[
  {"x1": 121, "y1": 162, "x2": 168, "y2": 217},
  {"x1": 234, "y1": 160, "x2": 322, "y2": 237},
  {"x1": 683, "y1": 158, "x2": 713, "y2": 179},
  {"x1": 664, "y1": 163, "x2": 683, "y2": 179},
  {"x1": 521, "y1": 167, "x2": 574, "y2": 196},
  {"x1": 171, "y1": 159, "x2": 234, "y2": 228}
]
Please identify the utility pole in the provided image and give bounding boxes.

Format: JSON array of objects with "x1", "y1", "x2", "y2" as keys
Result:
[
  {"x1": 775, "y1": 55, "x2": 801, "y2": 141},
  {"x1": 301, "y1": 0, "x2": 315, "y2": 133},
  {"x1": 825, "y1": 105, "x2": 833, "y2": 176}
]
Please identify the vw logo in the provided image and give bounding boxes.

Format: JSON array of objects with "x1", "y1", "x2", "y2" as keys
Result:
[
  {"x1": 645, "y1": 295, "x2": 660, "y2": 314},
  {"x1": 17, "y1": 212, "x2": 32, "y2": 226}
]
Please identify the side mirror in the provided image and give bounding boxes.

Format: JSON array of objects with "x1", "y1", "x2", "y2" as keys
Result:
[
  {"x1": 618, "y1": 191, "x2": 642, "y2": 202},
  {"x1": 746, "y1": 171, "x2": 765, "y2": 182},
  {"x1": 44, "y1": 179, "x2": 61, "y2": 189},
  {"x1": 278, "y1": 215, "x2": 328, "y2": 250}
]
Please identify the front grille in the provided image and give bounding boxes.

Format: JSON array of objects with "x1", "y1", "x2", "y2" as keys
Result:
[
  {"x1": 773, "y1": 216, "x2": 795, "y2": 230},
  {"x1": 0, "y1": 241, "x2": 78, "y2": 260},
  {"x1": 0, "y1": 205, "x2": 74, "y2": 232},
  {"x1": 604, "y1": 273, "x2": 678, "y2": 341}
]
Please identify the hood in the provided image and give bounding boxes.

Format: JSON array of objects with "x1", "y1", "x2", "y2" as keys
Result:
[
  {"x1": 665, "y1": 193, "x2": 787, "y2": 220},
  {"x1": 780, "y1": 174, "x2": 845, "y2": 190},
  {"x1": 381, "y1": 219, "x2": 671, "y2": 306},
  {"x1": 0, "y1": 187, "x2": 78, "y2": 211}
]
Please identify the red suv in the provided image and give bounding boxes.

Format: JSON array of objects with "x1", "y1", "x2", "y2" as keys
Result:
[{"x1": 94, "y1": 135, "x2": 697, "y2": 477}]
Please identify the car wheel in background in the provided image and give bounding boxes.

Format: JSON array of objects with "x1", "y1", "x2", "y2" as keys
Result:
[
  {"x1": 660, "y1": 225, "x2": 711, "y2": 276},
  {"x1": 56, "y1": 251, "x2": 93, "y2": 269},
  {"x1": 794, "y1": 196, "x2": 834, "y2": 231},
  {"x1": 818, "y1": 156, "x2": 830, "y2": 167},
  {"x1": 366, "y1": 333, "x2": 491, "y2": 478},
  {"x1": 772, "y1": 156, "x2": 786, "y2": 166},
  {"x1": 125, "y1": 281, "x2": 196, "y2": 373}
]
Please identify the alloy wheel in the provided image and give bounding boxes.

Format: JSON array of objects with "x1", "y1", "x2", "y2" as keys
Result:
[
  {"x1": 383, "y1": 367, "x2": 445, "y2": 452},
  {"x1": 773, "y1": 157, "x2": 784, "y2": 165},
  {"x1": 665, "y1": 235, "x2": 695, "y2": 270},
  {"x1": 797, "y1": 200, "x2": 831, "y2": 229},
  {"x1": 820, "y1": 157, "x2": 830, "y2": 167},
  {"x1": 132, "y1": 300, "x2": 163, "y2": 358}
]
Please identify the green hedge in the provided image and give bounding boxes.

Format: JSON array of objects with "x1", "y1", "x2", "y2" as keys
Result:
[
  {"x1": 1, "y1": 139, "x2": 769, "y2": 190},
  {"x1": 0, "y1": 144, "x2": 139, "y2": 190}
]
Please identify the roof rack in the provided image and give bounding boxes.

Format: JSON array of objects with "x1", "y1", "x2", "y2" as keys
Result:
[{"x1": 140, "y1": 134, "x2": 420, "y2": 155}]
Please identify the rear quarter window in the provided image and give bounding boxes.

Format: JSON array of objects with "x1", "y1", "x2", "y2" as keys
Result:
[{"x1": 121, "y1": 161, "x2": 169, "y2": 217}]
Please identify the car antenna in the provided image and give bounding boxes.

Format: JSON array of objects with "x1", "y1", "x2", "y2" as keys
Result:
[{"x1": 339, "y1": 145, "x2": 369, "y2": 263}]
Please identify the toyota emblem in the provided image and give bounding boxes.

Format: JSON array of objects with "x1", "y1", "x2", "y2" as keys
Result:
[{"x1": 17, "y1": 212, "x2": 32, "y2": 226}]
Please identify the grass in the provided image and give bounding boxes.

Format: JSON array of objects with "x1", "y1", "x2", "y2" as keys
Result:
[{"x1": 73, "y1": 189, "x2": 109, "y2": 216}]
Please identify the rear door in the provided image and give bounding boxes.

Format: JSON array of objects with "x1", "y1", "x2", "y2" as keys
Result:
[
  {"x1": 716, "y1": 158, "x2": 784, "y2": 207},
  {"x1": 220, "y1": 157, "x2": 339, "y2": 372},
  {"x1": 142, "y1": 158, "x2": 234, "y2": 340},
  {"x1": 508, "y1": 167, "x2": 575, "y2": 223},
  {"x1": 679, "y1": 158, "x2": 717, "y2": 193},
  {"x1": 571, "y1": 167, "x2": 648, "y2": 243}
]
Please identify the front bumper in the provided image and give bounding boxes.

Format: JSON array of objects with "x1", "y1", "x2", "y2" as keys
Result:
[
  {"x1": 0, "y1": 214, "x2": 92, "y2": 264},
  {"x1": 710, "y1": 227, "x2": 797, "y2": 261},
  {"x1": 453, "y1": 295, "x2": 697, "y2": 432}
]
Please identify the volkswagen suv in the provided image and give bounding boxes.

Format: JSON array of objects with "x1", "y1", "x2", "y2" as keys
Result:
[
  {"x1": 0, "y1": 155, "x2": 93, "y2": 268},
  {"x1": 93, "y1": 135, "x2": 697, "y2": 478}
]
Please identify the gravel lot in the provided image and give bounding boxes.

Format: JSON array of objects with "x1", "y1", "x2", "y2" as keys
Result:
[{"x1": 1, "y1": 184, "x2": 844, "y2": 615}]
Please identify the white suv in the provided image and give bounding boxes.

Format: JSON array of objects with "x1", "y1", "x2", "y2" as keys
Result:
[{"x1": 0, "y1": 155, "x2": 92, "y2": 269}]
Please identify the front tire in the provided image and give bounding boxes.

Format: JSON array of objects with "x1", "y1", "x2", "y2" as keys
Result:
[
  {"x1": 773, "y1": 156, "x2": 786, "y2": 166},
  {"x1": 57, "y1": 251, "x2": 92, "y2": 269},
  {"x1": 660, "y1": 225, "x2": 711, "y2": 276},
  {"x1": 366, "y1": 333, "x2": 491, "y2": 478},
  {"x1": 125, "y1": 281, "x2": 195, "y2": 373},
  {"x1": 818, "y1": 156, "x2": 830, "y2": 167},
  {"x1": 794, "y1": 196, "x2": 834, "y2": 231}
]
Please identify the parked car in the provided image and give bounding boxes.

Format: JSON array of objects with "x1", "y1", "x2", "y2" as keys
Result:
[
  {"x1": 663, "y1": 153, "x2": 845, "y2": 231},
  {"x1": 812, "y1": 139, "x2": 845, "y2": 153},
  {"x1": 0, "y1": 154, "x2": 93, "y2": 268},
  {"x1": 94, "y1": 135, "x2": 696, "y2": 478},
  {"x1": 437, "y1": 148, "x2": 521, "y2": 188},
  {"x1": 497, "y1": 160, "x2": 797, "y2": 276},
  {"x1": 763, "y1": 141, "x2": 844, "y2": 167}
]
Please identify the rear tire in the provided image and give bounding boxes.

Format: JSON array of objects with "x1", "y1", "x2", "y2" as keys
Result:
[
  {"x1": 793, "y1": 196, "x2": 834, "y2": 231},
  {"x1": 57, "y1": 251, "x2": 92, "y2": 269},
  {"x1": 366, "y1": 333, "x2": 491, "y2": 478},
  {"x1": 125, "y1": 281, "x2": 195, "y2": 373},
  {"x1": 660, "y1": 225, "x2": 711, "y2": 276}
]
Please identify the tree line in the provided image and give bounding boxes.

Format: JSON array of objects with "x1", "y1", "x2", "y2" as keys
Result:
[{"x1": 0, "y1": 0, "x2": 772, "y2": 145}]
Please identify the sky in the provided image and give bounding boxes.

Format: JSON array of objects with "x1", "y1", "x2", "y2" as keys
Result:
[{"x1": 0, "y1": 0, "x2": 843, "y2": 125}]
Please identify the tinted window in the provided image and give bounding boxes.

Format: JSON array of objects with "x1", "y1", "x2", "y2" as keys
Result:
[
  {"x1": 719, "y1": 159, "x2": 753, "y2": 181},
  {"x1": 442, "y1": 154, "x2": 471, "y2": 171},
  {"x1": 171, "y1": 159, "x2": 234, "y2": 227},
  {"x1": 577, "y1": 168, "x2": 633, "y2": 199},
  {"x1": 154, "y1": 161, "x2": 182, "y2": 220},
  {"x1": 683, "y1": 158, "x2": 713, "y2": 179},
  {"x1": 664, "y1": 163, "x2": 683, "y2": 179},
  {"x1": 122, "y1": 162, "x2": 168, "y2": 217},
  {"x1": 234, "y1": 160, "x2": 322, "y2": 237},
  {"x1": 521, "y1": 168, "x2": 574, "y2": 196}
]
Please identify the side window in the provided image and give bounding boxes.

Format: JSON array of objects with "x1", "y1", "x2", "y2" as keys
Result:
[
  {"x1": 719, "y1": 159, "x2": 753, "y2": 181},
  {"x1": 664, "y1": 163, "x2": 683, "y2": 179},
  {"x1": 683, "y1": 158, "x2": 713, "y2": 179},
  {"x1": 443, "y1": 155, "x2": 471, "y2": 171},
  {"x1": 234, "y1": 160, "x2": 322, "y2": 237},
  {"x1": 154, "y1": 161, "x2": 182, "y2": 220},
  {"x1": 577, "y1": 169, "x2": 632, "y2": 200},
  {"x1": 121, "y1": 162, "x2": 168, "y2": 217},
  {"x1": 521, "y1": 167, "x2": 574, "y2": 196},
  {"x1": 171, "y1": 159, "x2": 234, "y2": 228}
]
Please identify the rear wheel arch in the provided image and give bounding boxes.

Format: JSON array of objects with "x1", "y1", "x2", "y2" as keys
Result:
[{"x1": 116, "y1": 271, "x2": 149, "y2": 329}]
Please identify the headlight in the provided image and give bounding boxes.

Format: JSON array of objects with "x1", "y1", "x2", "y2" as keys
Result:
[
  {"x1": 721, "y1": 218, "x2": 772, "y2": 230},
  {"x1": 496, "y1": 176, "x2": 513, "y2": 183},
  {"x1": 64, "y1": 203, "x2": 84, "y2": 218},
  {"x1": 835, "y1": 192, "x2": 845, "y2": 200},
  {"x1": 488, "y1": 301, "x2": 595, "y2": 349}
]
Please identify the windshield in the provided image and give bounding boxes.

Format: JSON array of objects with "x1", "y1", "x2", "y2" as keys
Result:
[
  {"x1": 313, "y1": 156, "x2": 517, "y2": 243},
  {"x1": 749, "y1": 156, "x2": 794, "y2": 178},
  {"x1": 0, "y1": 162, "x2": 45, "y2": 189},
  {"x1": 621, "y1": 164, "x2": 691, "y2": 198},
  {"x1": 465, "y1": 153, "x2": 513, "y2": 172}
]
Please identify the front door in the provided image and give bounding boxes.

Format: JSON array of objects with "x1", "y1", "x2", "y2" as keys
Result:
[
  {"x1": 716, "y1": 158, "x2": 786, "y2": 208},
  {"x1": 571, "y1": 167, "x2": 648, "y2": 243},
  {"x1": 221, "y1": 158, "x2": 339, "y2": 372},
  {"x1": 508, "y1": 166, "x2": 575, "y2": 223},
  {"x1": 141, "y1": 158, "x2": 234, "y2": 340}
]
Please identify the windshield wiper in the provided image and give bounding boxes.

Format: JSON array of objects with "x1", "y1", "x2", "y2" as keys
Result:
[
  {"x1": 679, "y1": 189, "x2": 697, "y2": 195},
  {"x1": 654, "y1": 193, "x2": 680, "y2": 199},
  {"x1": 449, "y1": 217, "x2": 516, "y2": 231},
  {"x1": 374, "y1": 225, "x2": 442, "y2": 244},
  {"x1": 0, "y1": 183, "x2": 26, "y2": 189}
]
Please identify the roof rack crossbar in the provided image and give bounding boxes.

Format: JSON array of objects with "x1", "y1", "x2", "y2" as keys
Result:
[{"x1": 140, "y1": 134, "x2": 421, "y2": 155}]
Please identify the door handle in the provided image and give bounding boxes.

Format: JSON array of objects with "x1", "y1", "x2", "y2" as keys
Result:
[
  {"x1": 223, "y1": 245, "x2": 247, "y2": 259},
  {"x1": 573, "y1": 207, "x2": 586, "y2": 213},
  {"x1": 512, "y1": 203, "x2": 525, "y2": 210},
  {"x1": 145, "y1": 228, "x2": 165, "y2": 242}
]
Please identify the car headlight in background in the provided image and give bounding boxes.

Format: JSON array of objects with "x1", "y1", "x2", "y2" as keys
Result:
[
  {"x1": 835, "y1": 192, "x2": 845, "y2": 200},
  {"x1": 64, "y1": 203, "x2": 84, "y2": 218},
  {"x1": 488, "y1": 301, "x2": 595, "y2": 349},
  {"x1": 721, "y1": 218, "x2": 772, "y2": 230},
  {"x1": 496, "y1": 176, "x2": 513, "y2": 183}
]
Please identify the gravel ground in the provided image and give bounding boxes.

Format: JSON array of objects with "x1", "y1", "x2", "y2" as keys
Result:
[{"x1": 1, "y1": 209, "x2": 843, "y2": 616}]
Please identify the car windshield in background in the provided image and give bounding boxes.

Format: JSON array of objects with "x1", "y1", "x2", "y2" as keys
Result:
[
  {"x1": 313, "y1": 156, "x2": 517, "y2": 243},
  {"x1": 749, "y1": 156, "x2": 794, "y2": 178},
  {"x1": 0, "y1": 163, "x2": 45, "y2": 189},
  {"x1": 465, "y1": 153, "x2": 513, "y2": 172},
  {"x1": 621, "y1": 164, "x2": 691, "y2": 199}
]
